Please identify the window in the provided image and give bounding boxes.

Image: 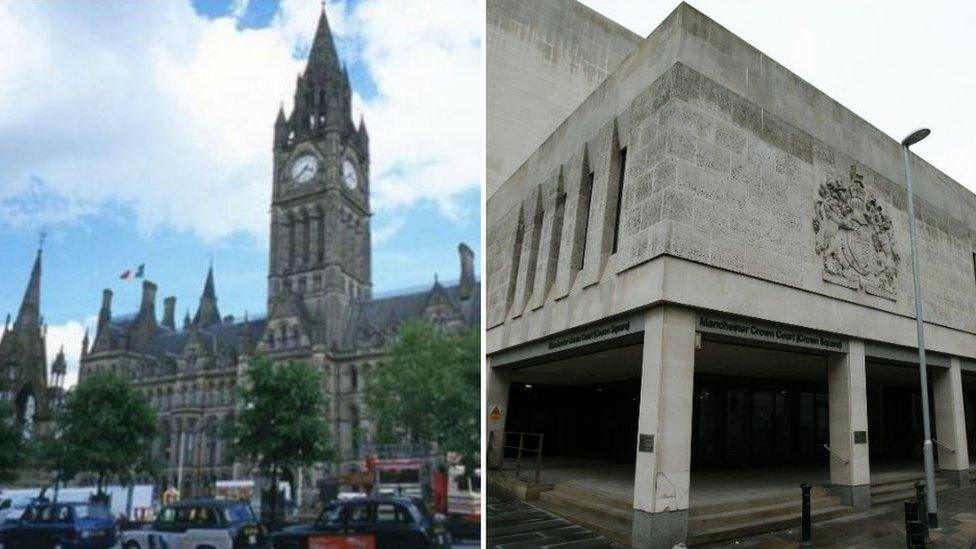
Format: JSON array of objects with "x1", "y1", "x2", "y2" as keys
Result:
[
  {"x1": 376, "y1": 503, "x2": 412, "y2": 524},
  {"x1": 611, "y1": 147, "x2": 628, "y2": 254},
  {"x1": 578, "y1": 170, "x2": 595, "y2": 270},
  {"x1": 505, "y1": 209, "x2": 525, "y2": 311},
  {"x1": 317, "y1": 503, "x2": 344, "y2": 527},
  {"x1": 223, "y1": 504, "x2": 256, "y2": 524},
  {"x1": 346, "y1": 503, "x2": 372, "y2": 525}
]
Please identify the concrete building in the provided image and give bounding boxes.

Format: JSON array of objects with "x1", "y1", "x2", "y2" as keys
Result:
[
  {"x1": 487, "y1": 0, "x2": 641, "y2": 198},
  {"x1": 486, "y1": 2, "x2": 976, "y2": 547}
]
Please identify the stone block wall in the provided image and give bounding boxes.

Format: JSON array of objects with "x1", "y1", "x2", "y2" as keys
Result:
[{"x1": 487, "y1": 4, "x2": 976, "y2": 340}]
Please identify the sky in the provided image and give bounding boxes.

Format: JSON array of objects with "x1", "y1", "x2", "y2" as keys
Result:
[
  {"x1": 0, "y1": 0, "x2": 482, "y2": 387},
  {"x1": 579, "y1": 0, "x2": 976, "y2": 197}
]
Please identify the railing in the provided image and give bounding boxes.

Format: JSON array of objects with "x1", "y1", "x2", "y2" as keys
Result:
[
  {"x1": 932, "y1": 439, "x2": 955, "y2": 454},
  {"x1": 822, "y1": 444, "x2": 849, "y2": 465},
  {"x1": 498, "y1": 431, "x2": 544, "y2": 484}
]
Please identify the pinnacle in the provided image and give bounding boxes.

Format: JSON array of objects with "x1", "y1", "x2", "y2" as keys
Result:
[{"x1": 307, "y1": 5, "x2": 340, "y2": 73}]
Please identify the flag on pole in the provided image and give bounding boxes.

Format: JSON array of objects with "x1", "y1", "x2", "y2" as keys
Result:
[{"x1": 120, "y1": 264, "x2": 146, "y2": 280}]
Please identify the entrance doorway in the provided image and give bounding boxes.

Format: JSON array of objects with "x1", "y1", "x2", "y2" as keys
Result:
[{"x1": 690, "y1": 339, "x2": 833, "y2": 505}]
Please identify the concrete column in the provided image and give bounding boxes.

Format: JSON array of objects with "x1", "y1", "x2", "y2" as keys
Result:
[
  {"x1": 487, "y1": 362, "x2": 512, "y2": 469},
  {"x1": 631, "y1": 306, "x2": 695, "y2": 549},
  {"x1": 933, "y1": 358, "x2": 970, "y2": 486},
  {"x1": 827, "y1": 339, "x2": 871, "y2": 510}
]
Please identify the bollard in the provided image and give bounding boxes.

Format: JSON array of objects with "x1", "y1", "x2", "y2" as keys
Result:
[
  {"x1": 905, "y1": 501, "x2": 925, "y2": 549},
  {"x1": 800, "y1": 483, "x2": 812, "y2": 546},
  {"x1": 915, "y1": 481, "x2": 930, "y2": 544}
]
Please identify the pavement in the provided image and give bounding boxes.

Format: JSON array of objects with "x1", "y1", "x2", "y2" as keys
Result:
[
  {"x1": 487, "y1": 483, "x2": 627, "y2": 549},
  {"x1": 699, "y1": 483, "x2": 976, "y2": 548},
  {"x1": 489, "y1": 481, "x2": 976, "y2": 548}
]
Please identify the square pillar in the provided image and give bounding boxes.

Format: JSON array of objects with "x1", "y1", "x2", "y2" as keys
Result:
[
  {"x1": 487, "y1": 362, "x2": 511, "y2": 469},
  {"x1": 631, "y1": 306, "x2": 695, "y2": 549},
  {"x1": 933, "y1": 358, "x2": 970, "y2": 486},
  {"x1": 827, "y1": 339, "x2": 871, "y2": 510}
]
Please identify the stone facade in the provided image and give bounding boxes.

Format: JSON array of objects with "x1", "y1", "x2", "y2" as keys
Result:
[
  {"x1": 78, "y1": 7, "x2": 479, "y2": 498},
  {"x1": 0, "y1": 250, "x2": 65, "y2": 441},
  {"x1": 487, "y1": 0, "x2": 641, "y2": 199}
]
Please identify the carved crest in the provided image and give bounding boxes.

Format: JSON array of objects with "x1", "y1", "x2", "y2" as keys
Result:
[{"x1": 813, "y1": 165, "x2": 899, "y2": 300}]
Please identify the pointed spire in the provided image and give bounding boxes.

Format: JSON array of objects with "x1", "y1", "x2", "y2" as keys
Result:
[
  {"x1": 81, "y1": 327, "x2": 90, "y2": 358},
  {"x1": 275, "y1": 103, "x2": 286, "y2": 126},
  {"x1": 52, "y1": 345, "x2": 66, "y2": 375},
  {"x1": 183, "y1": 309, "x2": 192, "y2": 331},
  {"x1": 202, "y1": 263, "x2": 216, "y2": 300},
  {"x1": 307, "y1": 3, "x2": 340, "y2": 73},
  {"x1": 193, "y1": 264, "x2": 221, "y2": 328},
  {"x1": 358, "y1": 113, "x2": 367, "y2": 134},
  {"x1": 14, "y1": 249, "x2": 42, "y2": 329}
]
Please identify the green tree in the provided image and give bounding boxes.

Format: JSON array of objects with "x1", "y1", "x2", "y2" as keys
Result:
[
  {"x1": 365, "y1": 321, "x2": 480, "y2": 467},
  {"x1": 54, "y1": 372, "x2": 157, "y2": 495},
  {"x1": 0, "y1": 397, "x2": 28, "y2": 483},
  {"x1": 224, "y1": 357, "x2": 331, "y2": 524}
]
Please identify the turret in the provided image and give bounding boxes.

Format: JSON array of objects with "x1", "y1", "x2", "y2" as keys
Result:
[
  {"x1": 129, "y1": 280, "x2": 160, "y2": 349},
  {"x1": 274, "y1": 104, "x2": 288, "y2": 149},
  {"x1": 51, "y1": 346, "x2": 67, "y2": 388},
  {"x1": 458, "y1": 243, "x2": 475, "y2": 301},
  {"x1": 193, "y1": 265, "x2": 222, "y2": 328},
  {"x1": 80, "y1": 328, "x2": 89, "y2": 359},
  {"x1": 162, "y1": 296, "x2": 177, "y2": 330},
  {"x1": 96, "y1": 289, "x2": 113, "y2": 337}
]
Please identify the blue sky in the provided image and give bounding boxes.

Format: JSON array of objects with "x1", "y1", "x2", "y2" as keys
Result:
[{"x1": 0, "y1": 0, "x2": 481, "y2": 385}]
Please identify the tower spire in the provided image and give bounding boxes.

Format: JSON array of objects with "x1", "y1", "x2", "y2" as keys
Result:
[
  {"x1": 307, "y1": 3, "x2": 340, "y2": 73},
  {"x1": 14, "y1": 248, "x2": 42, "y2": 329}
]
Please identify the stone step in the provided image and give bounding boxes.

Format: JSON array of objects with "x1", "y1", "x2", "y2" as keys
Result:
[
  {"x1": 534, "y1": 497, "x2": 632, "y2": 546},
  {"x1": 550, "y1": 483, "x2": 633, "y2": 512},
  {"x1": 689, "y1": 485, "x2": 830, "y2": 517},
  {"x1": 871, "y1": 489, "x2": 924, "y2": 506},
  {"x1": 870, "y1": 478, "x2": 949, "y2": 496},
  {"x1": 688, "y1": 495, "x2": 843, "y2": 531},
  {"x1": 687, "y1": 504, "x2": 853, "y2": 546},
  {"x1": 538, "y1": 489, "x2": 633, "y2": 526}
]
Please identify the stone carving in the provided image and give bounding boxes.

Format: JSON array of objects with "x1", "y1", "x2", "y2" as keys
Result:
[{"x1": 813, "y1": 165, "x2": 899, "y2": 300}]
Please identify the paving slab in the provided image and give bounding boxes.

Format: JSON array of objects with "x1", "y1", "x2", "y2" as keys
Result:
[{"x1": 488, "y1": 483, "x2": 627, "y2": 549}]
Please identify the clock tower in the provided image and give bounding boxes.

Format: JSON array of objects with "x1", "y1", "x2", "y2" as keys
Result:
[{"x1": 267, "y1": 5, "x2": 370, "y2": 349}]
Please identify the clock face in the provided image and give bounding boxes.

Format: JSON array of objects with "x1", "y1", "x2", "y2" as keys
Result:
[
  {"x1": 290, "y1": 154, "x2": 318, "y2": 184},
  {"x1": 342, "y1": 159, "x2": 359, "y2": 190}
]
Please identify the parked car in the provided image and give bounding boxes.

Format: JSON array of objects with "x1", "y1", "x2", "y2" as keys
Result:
[
  {"x1": 271, "y1": 497, "x2": 451, "y2": 549},
  {"x1": 0, "y1": 501, "x2": 117, "y2": 549},
  {"x1": 119, "y1": 498, "x2": 268, "y2": 549}
]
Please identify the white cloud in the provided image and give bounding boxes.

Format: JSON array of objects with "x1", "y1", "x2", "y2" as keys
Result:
[
  {"x1": 0, "y1": 0, "x2": 481, "y2": 244},
  {"x1": 44, "y1": 316, "x2": 96, "y2": 389}
]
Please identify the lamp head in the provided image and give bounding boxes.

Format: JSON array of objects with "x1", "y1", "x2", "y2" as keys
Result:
[{"x1": 901, "y1": 128, "x2": 930, "y2": 148}]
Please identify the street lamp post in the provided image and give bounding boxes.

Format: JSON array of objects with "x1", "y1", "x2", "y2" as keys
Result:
[{"x1": 901, "y1": 127, "x2": 937, "y2": 529}]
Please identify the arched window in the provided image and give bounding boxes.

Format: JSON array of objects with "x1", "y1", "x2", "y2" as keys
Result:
[
  {"x1": 287, "y1": 212, "x2": 296, "y2": 268},
  {"x1": 302, "y1": 211, "x2": 311, "y2": 264},
  {"x1": 316, "y1": 206, "x2": 325, "y2": 262}
]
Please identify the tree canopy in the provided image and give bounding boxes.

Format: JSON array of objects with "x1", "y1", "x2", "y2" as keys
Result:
[
  {"x1": 52, "y1": 372, "x2": 157, "y2": 493},
  {"x1": 0, "y1": 397, "x2": 28, "y2": 483},
  {"x1": 364, "y1": 321, "x2": 480, "y2": 463},
  {"x1": 223, "y1": 357, "x2": 331, "y2": 520}
]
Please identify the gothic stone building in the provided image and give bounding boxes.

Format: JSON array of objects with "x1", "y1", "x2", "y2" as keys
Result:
[
  {"x1": 78, "y1": 8, "x2": 478, "y2": 498},
  {"x1": 0, "y1": 250, "x2": 68, "y2": 443},
  {"x1": 487, "y1": 2, "x2": 976, "y2": 547}
]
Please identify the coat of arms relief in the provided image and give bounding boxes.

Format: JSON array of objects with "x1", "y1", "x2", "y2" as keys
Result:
[{"x1": 813, "y1": 165, "x2": 899, "y2": 300}]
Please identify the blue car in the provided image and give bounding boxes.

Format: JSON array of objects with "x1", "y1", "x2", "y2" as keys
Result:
[{"x1": 0, "y1": 502, "x2": 117, "y2": 549}]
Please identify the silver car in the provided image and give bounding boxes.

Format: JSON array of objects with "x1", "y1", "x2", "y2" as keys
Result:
[{"x1": 120, "y1": 499, "x2": 268, "y2": 549}]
